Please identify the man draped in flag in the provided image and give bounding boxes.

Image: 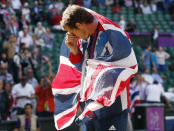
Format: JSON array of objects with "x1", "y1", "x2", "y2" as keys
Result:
[{"x1": 52, "y1": 5, "x2": 138, "y2": 131}]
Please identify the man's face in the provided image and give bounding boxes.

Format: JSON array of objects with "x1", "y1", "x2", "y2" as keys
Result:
[
  {"x1": 65, "y1": 25, "x2": 89, "y2": 40},
  {"x1": 27, "y1": 69, "x2": 33, "y2": 78},
  {"x1": 0, "y1": 64, "x2": 7, "y2": 74},
  {"x1": 25, "y1": 105, "x2": 32, "y2": 116}
]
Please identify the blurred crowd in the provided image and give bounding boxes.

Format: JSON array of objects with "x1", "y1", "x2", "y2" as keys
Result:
[{"x1": 0, "y1": 0, "x2": 174, "y2": 130}]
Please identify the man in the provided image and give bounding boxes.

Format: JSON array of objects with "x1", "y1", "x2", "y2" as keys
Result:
[
  {"x1": 141, "y1": 45, "x2": 151, "y2": 71},
  {"x1": 145, "y1": 80, "x2": 172, "y2": 108},
  {"x1": 0, "y1": 79, "x2": 10, "y2": 120},
  {"x1": 12, "y1": 76, "x2": 35, "y2": 114},
  {"x1": 53, "y1": 5, "x2": 138, "y2": 131},
  {"x1": 18, "y1": 26, "x2": 33, "y2": 48},
  {"x1": 35, "y1": 75, "x2": 54, "y2": 117},
  {"x1": 151, "y1": 24, "x2": 159, "y2": 49},
  {"x1": 0, "y1": 63, "x2": 14, "y2": 85},
  {"x1": 14, "y1": 103, "x2": 40, "y2": 131},
  {"x1": 26, "y1": 68, "x2": 39, "y2": 90}
]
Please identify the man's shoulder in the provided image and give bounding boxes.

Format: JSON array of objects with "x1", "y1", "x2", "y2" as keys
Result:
[
  {"x1": 26, "y1": 83, "x2": 34, "y2": 89},
  {"x1": 13, "y1": 83, "x2": 22, "y2": 89}
]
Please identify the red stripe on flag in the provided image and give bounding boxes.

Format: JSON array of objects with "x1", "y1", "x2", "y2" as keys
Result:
[
  {"x1": 84, "y1": 64, "x2": 109, "y2": 101},
  {"x1": 57, "y1": 95, "x2": 80, "y2": 129},
  {"x1": 52, "y1": 64, "x2": 81, "y2": 89},
  {"x1": 116, "y1": 74, "x2": 135, "y2": 98}
]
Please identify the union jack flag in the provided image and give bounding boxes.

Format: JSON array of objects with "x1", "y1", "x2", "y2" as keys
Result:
[{"x1": 52, "y1": 9, "x2": 138, "y2": 130}]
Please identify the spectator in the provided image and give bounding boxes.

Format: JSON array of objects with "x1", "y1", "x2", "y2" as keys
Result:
[
  {"x1": 18, "y1": 26, "x2": 33, "y2": 48},
  {"x1": 150, "y1": 48, "x2": 158, "y2": 69},
  {"x1": 169, "y1": 1, "x2": 174, "y2": 21},
  {"x1": 156, "y1": 0, "x2": 165, "y2": 11},
  {"x1": 3, "y1": 33, "x2": 17, "y2": 60},
  {"x1": 97, "y1": 0, "x2": 105, "y2": 6},
  {"x1": 156, "y1": 46, "x2": 170, "y2": 72},
  {"x1": 3, "y1": 3, "x2": 15, "y2": 28},
  {"x1": 42, "y1": 28, "x2": 54, "y2": 49},
  {"x1": 10, "y1": 0, "x2": 21, "y2": 11},
  {"x1": 7, "y1": 15, "x2": 19, "y2": 36},
  {"x1": 18, "y1": 15, "x2": 28, "y2": 30},
  {"x1": 35, "y1": 75, "x2": 54, "y2": 117},
  {"x1": 44, "y1": 0, "x2": 52, "y2": 6},
  {"x1": 74, "y1": 0, "x2": 83, "y2": 5},
  {"x1": 4, "y1": 82, "x2": 13, "y2": 116},
  {"x1": 30, "y1": 46, "x2": 42, "y2": 70},
  {"x1": 151, "y1": 24, "x2": 159, "y2": 49},
  {"x1": 68, "y1": 0, "x2": 74, "y2": 5},
  {"x1": 0, "y1": 51, "x2": 8, "y2": 64},
  {"x1": 118, "y1": 16, "x2": 126, "y2": 30},
  {"x1": 26, "y1": 68, "x2": 39, "y2": 90},
  {"x1": 145, "y1": 81, "x2": 172, "y2": 108},
  {"x1": 125, "y1": 0, "x2": 133, "y2": 7},
  {"x1": 141, "y1": 45, "x2": 151, "y2": 71},
  {"x1": 112, "y1": 3, "x2": 122, "y2": 14},
  {"x1": 134, "y1": 1, "x2": 143, "y2": 14},
  {"x1": 151, "y1": 67, "x2": 165, "y2": 85},
  {"x1": 51, "y1": 12, "x2": 62, "y2": 30},
  {"x1": 12, "y1": 76, "x2": 35, "y2": 114},
  {"x1": 31, "y1": 1, "x2": 43, "y2": 25},
  {"x1": 13, "y1": 103, "x2": 40, "y2": 131},
  {"x1": 142, "y1": 68, "x2": 154, "y2": 84},
  {"x1": 20, "y1": 48, "x2": 34, "y2": 73},
  {"x1": 125, "y1": 19, "x2": 137, "y2": 32},
  {"x1": 28, "y1": 25, "x2": 34, "y2": 37},
  {"x1": 22, "y1": 2, "x2": 31, "y2": 23},
  {"x1": 140, "y1": 0, "x2": 152, "y2": 15},
  {"x1": 48, "y1": 0, "x2": 61, "y2": 18},
  {"x1": 13, "y1": 43, "x2": 26, "y2": 82},
  {"x1": 83, "y1": 0, "x2": 92, "y2": 8},
  {"x1": 0, "y1": 63, "x2": 14, "y2": 84},
  {"x1": 57, "y1": 0, "x2": 64, "y2": 12},
  {"x1": 151, "y1": 0, "x2": 157, "y2": 12},
  {"x1": 34, "y1": 22, "x2": 46, "y2": 39},
  {"x1": 0, "y1": 79, "x2": 10, "y2": 120},
  {"x1": 133, "y1": 73, "x2": 147, "y2": 101},
  {"x1": 105, "y1": 0, "x2": 114, "y2": 6}
]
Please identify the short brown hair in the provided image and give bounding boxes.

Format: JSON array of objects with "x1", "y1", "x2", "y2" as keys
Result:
[{"x1": 60, "y1": 5, "x2": 94, "y2": 30}]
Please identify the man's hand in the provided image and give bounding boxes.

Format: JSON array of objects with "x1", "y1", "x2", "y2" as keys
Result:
[{"x1": 65, "y1": 32, "x2": 79, "y2": 55}]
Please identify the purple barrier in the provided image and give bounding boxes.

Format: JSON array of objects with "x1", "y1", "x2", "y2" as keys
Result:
[
  {"x1": 158, "y1": 37, "x2": 174, "y2": 47},
  {"x1": 147, "y1": 107, "x2": 165, "y2": 131}
]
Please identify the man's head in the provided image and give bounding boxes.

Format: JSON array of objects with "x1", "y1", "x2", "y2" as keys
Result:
[
  {"x1": 23, "y1": 26, "x2": 28, "y2": 36},
  {"x1": 154, "y1": 24, "x2": 158, "y2": 29},
  {"x1": 145, "y1": 45, "x2": 151, "y2": 51},
  {"x1": 21, "y1": 76, "x2": 27, "y2": 87},
  {"x1": 0, "y1": 63, "x2": 8, "y2": 74},
  {"x1": 152, "y1": 67, "x2": 158, "y2": 73},
  {"x1": 159, "y1": 46, "x2": 163, "y2": 52},
  {"x1": 26, "y1": 68, "x2": 33, "y2": 79},
  {"x1": 60, "y1": 5, "x2": 95, "y2": 39},
  {"x1": 9, "y1": 34, "x2": 16, "y2": 43},
  {"x1": 24, "y1": 103, "x2": 33, "y2": 116}
]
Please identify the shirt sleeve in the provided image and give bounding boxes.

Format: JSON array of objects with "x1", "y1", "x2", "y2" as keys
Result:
[
  {"x1": 12, "y1": 85, "x2": 17, "y2": 96},
  {"x1": 69, "y1": 51, "x2": 83, "y2": 64}
]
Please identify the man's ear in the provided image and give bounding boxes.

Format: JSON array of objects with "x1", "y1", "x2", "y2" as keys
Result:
[{"x1": 75, "y1": 23, "x2": 83, "y2": 29}]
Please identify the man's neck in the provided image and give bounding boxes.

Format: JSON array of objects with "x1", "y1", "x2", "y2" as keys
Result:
[{"x1": 25, "y1": 114, "x2": 31, "y2": 118}]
